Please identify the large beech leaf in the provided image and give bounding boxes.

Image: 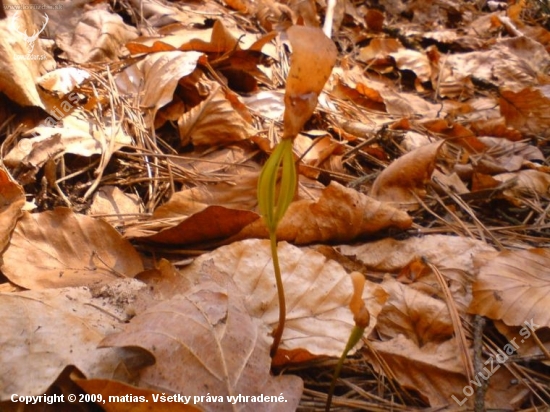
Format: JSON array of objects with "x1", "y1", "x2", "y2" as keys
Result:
[
  {"x1": 234, "y1": 181, "x2": 412, "y2": 244},
  {"x1": 0, "y1": 281, "x2": 153, "y2": 401},
  {"x1": 101, "y1": 261, "x2": 302, "y2": 412},
  {"x1": 185, "y1": 239, "x2": 388, "y2": 358},
  {"x1": 469, "y1": 248, "x2": 550, "y2": 327},
  {"x1": 1, "y1": 208, "x2": 144, "y2": 289}
]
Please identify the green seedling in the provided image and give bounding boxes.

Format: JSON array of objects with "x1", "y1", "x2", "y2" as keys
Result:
[
  {"x1": 257, "y1": 138, "x2": 297, "y2": 357},
  {"x1": 326, "y1": 272, "x2": 370, "y2": 411}
]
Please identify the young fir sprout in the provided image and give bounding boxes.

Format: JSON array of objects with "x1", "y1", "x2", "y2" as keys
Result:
[{"x1": 257, "y1": 138, "x2": 297, "y2": 357}]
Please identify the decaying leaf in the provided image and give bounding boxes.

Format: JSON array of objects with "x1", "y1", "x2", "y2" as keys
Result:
[
  {"x1": 1, "y1": 208, "x2": 144, "y2": 289},
  {"x1": 0, "y1": 281, "x2": 153, "y2": 401},
  {"x1": 367, "y1": 335, "x2": 528, "y2": 408},
  {"x1": 101, "y1": 260, "x2": 303, "y2": 412},
  {"x1": 56, "y1": 9, "x2": 138, "y2": 63},
  {"x1": 469, "y1": 248, "x2": 550, "y2": 327}
]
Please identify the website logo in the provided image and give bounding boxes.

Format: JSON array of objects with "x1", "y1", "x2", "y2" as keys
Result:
[{"x1": 9, "y1": 11, "x2": 48, "y2": 54}]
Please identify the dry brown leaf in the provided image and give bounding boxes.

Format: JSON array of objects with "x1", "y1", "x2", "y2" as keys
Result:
[
  {"x1": 185, "y1": 239, "x2": 388, "y2": 358},
  {"x1": 283, "y1": 25, "x2": 337, "y2": 138},
  {"x1": 76, "y1": 379, "x2": 202, "y2": 412},
  {"x1": 0, "y1": 168, "x2": 25, "y2": 252},
  {"x1": 469, "y1": 248, "x2": 550, "y2": 327},
  {"x1": 115, "y1": 51, "x2": 202, "y2": 117},
  {"x1": 1, "y1": 208, "x2": 144, "y2": 289},
  {"x1": 493, "y1": 169, "x2": 550, "y2": 198},
  {"x1": 235, "y1": 181, "x2": 412, "y2": 244},
  {"x1": 390, "y1": 49, "x2": 432, "y2": 83},
  {"x1": 144, "y1": 206, "x2": 259, "y2": 246},
  {"x1": 178, "y1": 84, "x2": 256, "y2": 146},
  {"x1": 368, "y1": 335, "x2": 528, "y2": 408},
  {"x1": 376, "y1": 276, "x2": 454, "y2": 345},
  {"x1": 370, "y1": 142, "x2": 441, "y2": 206},
  {"x1": 56, "y1": 9, "x2": 138, "y2": 63},
  {"x1": 101, "y1": 260, "x2": 303, "y2": 412},
  {"x1": 338, "y1": 234, "x2": 496, "y2": 273},
  {"x1": 4, "y1": 109, "x2": 133, "y2": 172},
  {"x1": 500, "y1": 86, "x2": 550, "y2": 136},
  {"x1": 89, "y1": 186, "x2": 142, "y2": 227},
  {"x1": 0, "y1": 281, "x2": 153, "y2": 401},
  {"x1": 358, "y1": 37, "x2": 403, "y2": 63}
]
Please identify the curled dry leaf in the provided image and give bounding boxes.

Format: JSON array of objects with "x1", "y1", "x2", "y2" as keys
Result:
[
  {"x1": 178, "y1": 83, "x2": 256, "y2": 146},
  {"x1": 101, "y1": 260, "x2": 303, "y2": 412},
  {"x1": 0, "y1": 281, "x2": 153, "y2": 401},
  {"x1": 469, "y1": 248, "x2": 550, "y2": 327},
  {"x1": 235, "y1": 181, "x2": 412, "y2": 244},
  {"x1": 370, "y1": 141, "x2": 442, "y2": 206},
  {"x1": 1, "y1": 208, "x2": 144, "y2": 289},
  {"x1": 283, "y1": 25, "x2": 337, "y2": 138}
]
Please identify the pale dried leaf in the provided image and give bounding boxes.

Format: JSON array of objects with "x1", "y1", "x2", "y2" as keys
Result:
[
  {"x1": 101, "y1": 261, "x2": 303, "y2": 412},
  {"x1": 4, "y1": 109, "x2": 133, "y2": 168},
  {"x1": 1, "y1": 208, "x2": 144, "y2": 289},
  {"x1": 186, "y1": 239, "x2": 388, "y2": 357},
  {"x1": 89, "y1": 186, "x2": 142, "y2": 227},
  {"x1": 469, "y1": 248, "x2": 550, "y2": 327},
  {"x1": 0, "y1": 8, "x2": 54, "y2": 108},
  {"x1": 0, "y1": 280, "x2": 152, "y2": 401},
  {"x1": 115, "y1": 51, "x2": 202, "y2": 115},
  {"x1": 37, "y1": 67, "x2": 90, "y2": 96},
  {"x1": 368, "y1": 335, "x2": 528, "y2": 408},
  {"x1": 377, "y1": 276, "x2": 454, "y2": 344},
  {"x1": 390, "y1": 49, "x2": 432, "y2": 83},
  {"x1": 493, "y1": 169, "x2": 550, "y2": 198},
  {"x1": 338, "y1": 234, "x2": 496, "y2": 273},
  {"x1": 56, "y1": 9, "x2": 138, "y2": 63}
]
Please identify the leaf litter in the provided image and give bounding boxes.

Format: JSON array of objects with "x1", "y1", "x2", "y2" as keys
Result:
[{"x1": 1, "y1": 0, "x2": 550, "y2": 410}]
